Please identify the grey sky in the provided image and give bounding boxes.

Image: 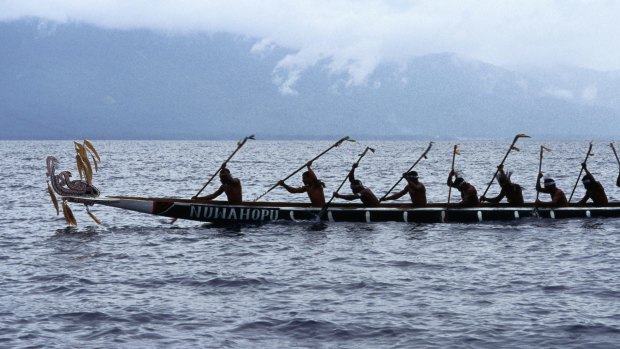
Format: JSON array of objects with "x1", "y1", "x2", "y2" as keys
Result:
[{"x1": 2, "y1": 0, "x2": 619, "y2": 92}]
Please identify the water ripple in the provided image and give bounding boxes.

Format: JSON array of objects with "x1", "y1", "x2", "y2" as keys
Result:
[{"x1": 2, "y1": 140, "x2": 620, "y2": 348}]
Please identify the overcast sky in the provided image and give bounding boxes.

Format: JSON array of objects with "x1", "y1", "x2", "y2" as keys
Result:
[{"x1": 2, "y1": 0, "x2": 619, "y2": 91}]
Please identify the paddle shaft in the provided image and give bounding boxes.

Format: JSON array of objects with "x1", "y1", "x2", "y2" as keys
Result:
[
  {"x1": 443, "y1": 145, "x2": 459, "y2": 223},
  {"x1": 254, "y1": 136, "x2": 351, "y2": 202},
  {"x1": 535, "y1": 146, "x2": 544, "y2": 201},
  {"x1": 319, "y1": 146, "x2": 374, "y2": 218},
  {"x1": 446, "y1": 144, "x2": 458, "y2": 208},
  {"x1": 380, "y1": 142, "x2": 433, "y2": 201},
  {"x1": 568, "y1": 143, "x2": 593, "y2": 203},
  {"x1": 480, "y1": 135, "x2": 524, "y2": 198},
  {"x1": 611, "y1": 143, "x2": 620, "y2": 166},
  {"x1": 194, "y1": 135, "x2": 253, "y2": 197}
]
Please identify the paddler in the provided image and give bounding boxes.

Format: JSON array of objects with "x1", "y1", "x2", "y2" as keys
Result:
[
  {"x1": 617, "y1": 170, "x2": 620, "y2": 187},
  {"x1": 333, "y1": 163, "x2": 380, "y2": 206},
  {"x1": 447, "y1": 170, "x2": 478, "y2": 207},
  {"x1": 577, "y1": 163, "x2": 608, "y2": 205},
  {"x1": 380, "y1": 171, "x2": 427, "y2": 207},
  {"x1": 192, "y1": 163, "x2": 242, "y2": 204},
  {"x1": 479, "y1": 165, "x2": 524, "y2": 205},
  {"x1": 277, "y1": 161, "x2": 326, "y2": 207},
  {"x1": 535, "y1": 173, "x2": 567, "y2": 207}
]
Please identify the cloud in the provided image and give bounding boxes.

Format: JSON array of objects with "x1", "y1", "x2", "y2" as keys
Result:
[
  {"x1": 542, "y1": 87, "x2": 574, "y2": 100},
  {"x1": 2, "y1": 0, "x2": 620, "y2": 92}
]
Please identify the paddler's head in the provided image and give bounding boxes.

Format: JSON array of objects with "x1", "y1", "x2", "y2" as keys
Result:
[
  {"x1": 219, "y1": 168, "x2": 232, "y2": 184},
  {"x1": 543, "y1": 177, "x2": 556, "y2": 189},
  {"x1": 406, "y1": 171, "x2": 419, "y2": 183},
  {"x1": 497, "y1": 170, "x2": 512, "y2": 187},
  {"x1": 582, "y1": 174, "x2": 594, "y2": 189},
  {"x1": 350, "y1": 179, "x2": 364, "y2": 194},
  {"x1": 302, "y1": 171, "x2": 312, "y2": 185},
  {"x1": 453, "y1": 177, "x2": 465, "y2": 189}
]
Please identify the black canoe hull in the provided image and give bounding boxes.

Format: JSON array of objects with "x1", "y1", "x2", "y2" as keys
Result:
[{"x1": 65, "y1": 196, "x2": 620, "y2": 224}]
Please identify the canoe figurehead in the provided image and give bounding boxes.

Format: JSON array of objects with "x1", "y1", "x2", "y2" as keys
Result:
[{"x1": 46, "y1": 156, "x2": 100, "y2": 198}]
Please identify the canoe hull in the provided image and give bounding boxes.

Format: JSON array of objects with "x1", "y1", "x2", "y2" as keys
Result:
[{"x1": 64, "y1": 196, "x2": 620, "y2": 224}]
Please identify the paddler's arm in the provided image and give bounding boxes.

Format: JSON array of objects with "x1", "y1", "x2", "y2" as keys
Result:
[
  {"x1": 536, "y1": 172, "x2": 551, "y2": 193},
  {"x1": 348, "y1": 163, "x2": 358, "y2": 183},
  {"x1": 278, "y1": 180, "x2": 307, "y2": 194},
  {"x1": 480, "y1": 191, "x2": 504, "y2": 203},
  {"x1": 333, "y1": 192, "x2": 360, "y2": 201},
  {"x1": 581, "y1": 162, "x2": 596, "y2": 181},
  {"x1": 193, "y1": 185, "x2": 226, "y2": 201},
  {"x1": 447, "y1": 170, "x2": 455, "y2": 187},
  {"x1": 577, "y1": 192, "x2": 590, "y2": 205},
  {"x1": 306, "y1": 161, "x2": 319, "y2": 182},
  {"x1": 381, "y1": 187, "x2": 408, "y2": 201}
]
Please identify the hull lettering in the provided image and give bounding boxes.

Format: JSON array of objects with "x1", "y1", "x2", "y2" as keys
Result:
[{"x1": 188, "y1": 205, "x2": 279, "y2": 222}]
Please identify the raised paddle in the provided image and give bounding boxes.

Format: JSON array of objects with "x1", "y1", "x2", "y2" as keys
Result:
[
  {"x1": 535, "y1": 145, "x2": 552, "y2": 202},
  {"x1": 193, "y1": 134, "x2": 255, "y2": 198},
  {"x1": 568, "y1": 142, "x2": 594, "y2": 203},
  {"x1": 444, "y1": 144, "x2": 460, "y2": 223},
  {"x1": 479, "y1": 133, "x2": 530, "y2": 200},
  {"x1": 380, "y1": 141, "x2": 433, "y2": 201},
  {"x1": 316, "y1": 146, "x2": 375, "y2": 222},
  {"x1": 254, "y1": 136, "x2": 355, "y2": 202}
]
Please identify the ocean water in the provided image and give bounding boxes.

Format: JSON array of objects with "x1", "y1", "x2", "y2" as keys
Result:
[{"x1": 1, "y1": 139, "x2": 620, "y2": 348}]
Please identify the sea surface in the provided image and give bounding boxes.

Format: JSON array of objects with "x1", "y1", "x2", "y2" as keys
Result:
[{"x1": 1, "y1": 139, "x2": 620, "y2": 348}]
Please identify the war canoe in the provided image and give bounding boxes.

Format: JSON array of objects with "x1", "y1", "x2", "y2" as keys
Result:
[{"x1": 63, "y1": 196, "x2": 620, "y2": 224}]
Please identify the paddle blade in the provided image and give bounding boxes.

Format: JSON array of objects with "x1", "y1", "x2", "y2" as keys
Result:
[
  {"x1": 511, "y1": 146, "x2": 520, "y2": 152},
  {"x1": 516, "y1": 134, "x2": 530, "y2": 138},
  {"x1": 335, "y1": 136, "x2": 351, "y2": 146},
  {"x1": 86, "y1": 210, "x2": 102, "y2": 225},
  {"x1": 454, "y1": 149, "x2": 461, "y2": 156},
  {"x1": 83, "y1": 139, "x2": 101, "y2": 162},
  {"x1": 542, "y1": 146, "x2": 552, "y2": 152},
  {"x1": 48, "y1": 184, "x2": 59, "y2": 216}
]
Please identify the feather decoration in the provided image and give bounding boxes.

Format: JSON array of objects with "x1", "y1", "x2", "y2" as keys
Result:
[
  {"x1": 75, "y1": 143, "x2": 88, "y2": 164},
  {"x1": 91, "y1": 154, "x2": 99, "y2": 172},
  {"x1": 86, "y1": 209, "x2": 102, "y2": 225},
  {"x1": 75, "y1": 154, "x2": 84, "y2": 180},
  {"x1": 83, "y1": 139, "x2": 101, "y2": 162},
  {"x1": 47, "y1": 184, "x2": 59, "y2": 216},
  {"x1": 81, "y1": 155, "x2": 93, "y2": 184},
  {"x1": 62, "y1": 202, "x2": 78, "y2": 226}
]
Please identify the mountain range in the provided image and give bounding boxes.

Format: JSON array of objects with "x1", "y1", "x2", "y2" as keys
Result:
[{"x1": 1, "y1": 20, "x2": 619, "y2": 140}]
